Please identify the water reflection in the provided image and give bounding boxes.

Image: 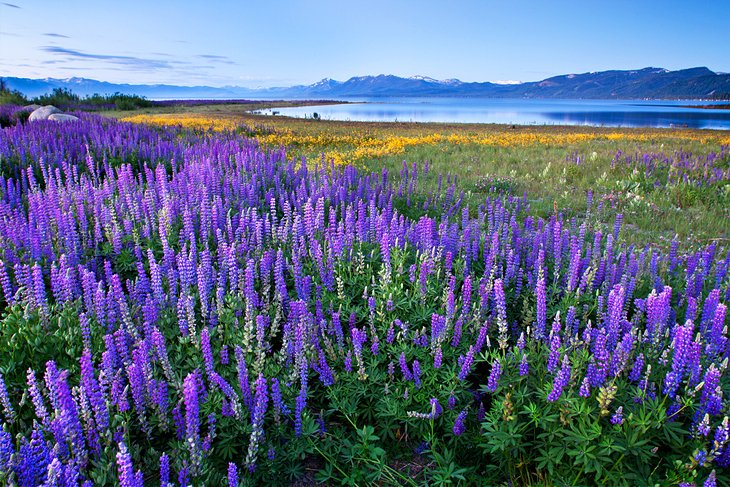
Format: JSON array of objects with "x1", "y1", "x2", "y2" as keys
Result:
[
  {"x1": 266, "y1": 98, "x2": 730, "y2": 129},
  {"x1": 541, "y1": 110, "x2": 730, "y2": 129}
]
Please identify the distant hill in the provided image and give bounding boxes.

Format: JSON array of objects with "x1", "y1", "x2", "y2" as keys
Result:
[
  {"x1": 1, "y1": 77, "x2": 244, "y2": 99},
  {"x1": 4, "y1": 67, "x2": 730, "y2": 100}
]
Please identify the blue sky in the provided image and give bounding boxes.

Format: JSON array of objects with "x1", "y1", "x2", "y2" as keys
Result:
[{"x1": 1, "y1": 0, "x2": 728, "y2": 87}]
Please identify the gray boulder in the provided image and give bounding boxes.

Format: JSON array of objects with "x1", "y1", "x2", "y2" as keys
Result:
[
  {"x1": 29, "y1": 105, "x2": 62, "y2": 121},
  {"x1": 48, "y1": 113, "x2": 80, "y2": 122},
  {"x1": 22, "y1": 104, "x2": 41, "y2": 112}
]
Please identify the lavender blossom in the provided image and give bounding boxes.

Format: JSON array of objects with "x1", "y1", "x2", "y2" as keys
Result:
[{"x1": 486, "y1": 359, "x2": 502, "y2": 393}]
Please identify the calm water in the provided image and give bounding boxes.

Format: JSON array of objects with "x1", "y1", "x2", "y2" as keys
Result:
[{"x1": 254, "y1": 98, "x2": 730, "y2": 130}]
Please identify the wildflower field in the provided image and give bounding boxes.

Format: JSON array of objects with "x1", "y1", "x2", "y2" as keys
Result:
[{"x1": 0, "y1": 107, "x2": 729, "y2": 486}]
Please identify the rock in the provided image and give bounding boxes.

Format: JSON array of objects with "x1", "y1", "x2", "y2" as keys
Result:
[
  {"x1": 48, "y1": 113, "x2": 80, "y2": 122},
  {"x1": 22, "y1": 104, "x2": 41, "y2": 112},
  {"x1": 29, "y1": 105, "x2": 62, "y2": 121}
]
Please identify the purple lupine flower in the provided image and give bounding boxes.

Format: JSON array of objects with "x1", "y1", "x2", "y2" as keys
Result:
[
  {"x1": 494, "y1": 279, "x2": 509, "y2": 349},
  {"x1": 368, "y1": 296, "x2": 376, "y2": 315},
  {"x1": 686, "y1": 296, "x2": 698, "y2": 323},
  {"x1": 566, "y1": 236, "x2": 581, "y2": 292},
  {"x1": 399, "y1": 352, "x2": 412, "y2": 380},
  {"x1": 451, "y1": 316, "x2": 463, "y2": 348},
  {"x1": 535, "y1": 275, "x2": 547, "y2": 339},
  {"x1": 516, "y1": 332, "x2": 526, "y2": 351},
  {"x1": 713, "y1": 417, "x2": 729, "y2": 450},
  {"x1": 663, "y1": 321, "x2": 693, "y2": 398},
  {"x1": 605, "y1": 284, "x2": 625, "y2": 349},
  {"x1": 700, "y1": 365, "x2": 722, "y2": 416},
  {"x1": 386, "y1": 323, "x2": 395, "y2": 344},
  {"x1": 54, "y1": 370, "x2": 87, "y2": 463},
  {"x1": 646, "y1": 286, "x2": 672, "y2": 341},
  {"x1": 32, "y1": 263, "x2": 48, "y2": 315},
  {"x1": 116, "y1": 442, "x2": 138, "y2": 487},
  {"x1": 270, "y1": 378, "x2": 289, "y2": 416},
  {"x1": 707, "y1": 303, "x2": 727, "y2": 358},
  {"x1": 0, "y1": 430, "x2": 13, "y2": 475},
  {"x1": 430, "y1": 398, "x2": 443, "y2": 419},
  {"x1": 704, "y1": 470, "x2": 716, "y2": 487},
  {"x1": 694, "y1": 449, "x2": 708, "y2": 467},
  {"x1": 448, "y1": 394, "x2": 457, "y2": 410},
  {"x1": 228, "y1": 462, "x2": 239, "y2": 487},
  {"x1": 0, "y1": 260, "x2": 14, "y2": 305},
  {"x1": 453, "y1": 409, "x2": 467, "y2": 436},
  {"x1": 312, "y1": 347, "x2": 335, "y2": 387},
  {"x1": 434, "y1": 346, "x2": 443, "y2": 369},
  {"x1": 698, "y1": 413, "x2": 711, "y2": 437},
  {"x1": 458, "y1": 346, "x2": 475, "y2": 381},
  {"x1": 160, "y1": 453, "x2": 170, "y2": 487},
  {"x1": 588, "y1": 329, "x2": 609, "y2": 388},
  {"x1": 547, "y1": 332, "x2": 561, "y2": 373},
  {"x1": 344, "y1": 350, "x2": 353, "y2": 373},
  {"x1": 547, "y1": 355, "x2": 571, "y2": 402},
  {"x1": 183, "y1": 371, "x2": 201, "y2": 451},
  {"x1": 628, "y1": 353, "x2": 645, "y2": 382},
  {"x1": 235, "y1": 346, "x2": 253, "y2": 410},
  {"x1": 412, "y1": 360, "x2": 422, "y2": 389},
  {"x1": 210, "y1": 372, "x2": 240, "y2": 418},
  {"x1": 446, "y1": 288, "x2": 455, "y2": 319},
  {"x1": 151, "y1": 327, "x2": 174, "y2": 382},
  {"x1": 610, "y1": 406, "x2": 624, "y2": 425},
  {"x1": 245, "y1": 374, "x2": 269, "y2": 471},
  {"x1": 178, "y1": 466, "x2": 190, "y2": 487},
  {"x1": 519, "y1": 354, "x2": 529, "y2": 377},
  {"x1": 486, "y1": 359, "x2": 502, "y2": 393},
  {"x1": 126, "y1": 361, "x2": 148, "y2": 429},
  {"x1": 474, "y1": 322, "x2": 489, "y2": 353},
  {"x1": 0, "y1": 372, "x2": 15, "y2": 422},
  {"x1": 294, "y1": 387, "x2": 307, "y2": 436},
  {"x1": 609, "y1": 332, "x2": 634, "y2": 378},
  {"x1": 351, "y1": 327, "x2": 368, "y2": 379},
  {"x1": 80, "y1": 349, "x2": 109, "y2": 433},
  {"x1": 15, "y1": 428, "x2": 50, "y2": 486},
  {"x1": 431, "y1": 313, "x2": 446, "y2": 346},
  {"x1": 477, "y1": 402, "x2": 486, "y2": 422},
  {"x1": 79, "y1": 312, "x2": 92, "y2": 351}
]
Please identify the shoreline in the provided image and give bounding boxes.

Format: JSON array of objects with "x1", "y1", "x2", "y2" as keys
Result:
[
  {"x1": 682, "y1": 104, "x2": 730, "y2": 110},
  {"x1": 106, "y1": 100, "x2": 730, "y2": 133}
]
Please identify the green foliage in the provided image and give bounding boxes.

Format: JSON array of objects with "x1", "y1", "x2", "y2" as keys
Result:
[
  {"x1": 33, "y1": 87, "x2": 80, "y2": 106},
  {"x1": 26, "y1": 87, "x2": 153, "y2": 111},
  {"x1": 0, "y1": 78, "x2": 28, "y2": 105}
]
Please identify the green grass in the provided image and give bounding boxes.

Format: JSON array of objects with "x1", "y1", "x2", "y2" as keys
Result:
[{"x1": 372, "y1": 138, "x2": 729, "y2": 246}]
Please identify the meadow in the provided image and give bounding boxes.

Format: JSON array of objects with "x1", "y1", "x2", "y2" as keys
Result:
[
  {"x1": 0, "y1": 104, "x2": 728, "y2": 486},
  {"x1": 121, "y1": 106, "x2": 730, "y2": 244}
]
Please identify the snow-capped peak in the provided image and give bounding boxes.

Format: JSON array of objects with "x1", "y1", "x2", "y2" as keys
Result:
[{"x1": 410, "y1": 75, "x2": 462, "y2": 86}]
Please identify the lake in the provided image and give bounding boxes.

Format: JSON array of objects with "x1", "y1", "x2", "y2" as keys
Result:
[{"x1": 253, "y1": 98, "x2": 730, "y2": 130}]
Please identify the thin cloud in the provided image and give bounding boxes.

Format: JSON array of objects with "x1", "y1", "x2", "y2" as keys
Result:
[
  {"x1": 44, "y1": 33, "x2": 70, "y2": 39},
  {"x1": 195, "y1": 54, "x2": 235, "y2": 65},
  {"x1": 42, "y1": 46, "x2": 176, "y2": 71},
  {"x1": 2, "y1": 3, "x2": 21, "y2": 8}
]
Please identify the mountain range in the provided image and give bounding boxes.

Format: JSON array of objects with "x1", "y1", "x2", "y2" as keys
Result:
[{"x1": 3, "y1": 67, "x2": 730, "y2": 100}]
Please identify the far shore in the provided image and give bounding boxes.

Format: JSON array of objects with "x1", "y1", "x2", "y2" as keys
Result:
[{"x1": 682, "y1": 103, "x2": 730, "y2": 110}]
